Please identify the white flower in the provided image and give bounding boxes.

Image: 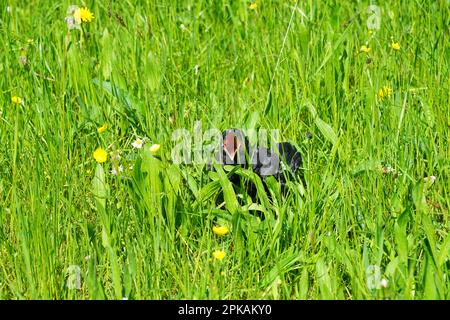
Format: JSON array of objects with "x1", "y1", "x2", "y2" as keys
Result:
[
  {"x1": 67, "y1": 5, "x2": 79, "y2": 15},
  {"x1": 424, "y1": 176, "x2": 436, "y2": 184},
  {"x1": 65, "y1": 16, "x2": 79, "y2": 30},
  {"x1": 111, "y1": 165, "x2": 123, "y2": 176},
  {"x1": 380, "y1": 278, "x2": 388, "y2": 288},
  {"x1": 65, "y1": 5, "x2": 82, "y2": 30},
  {"x1": 194, "y1": 64, "x2": 199, "y2": 75},
  {"x1": 132, "y1": 138, "x2": 144, "y2": 149}
]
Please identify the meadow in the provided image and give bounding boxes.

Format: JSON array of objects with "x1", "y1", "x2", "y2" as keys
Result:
[{"x1": 0, "y1": 0, "x2": 450, "y2": 299}]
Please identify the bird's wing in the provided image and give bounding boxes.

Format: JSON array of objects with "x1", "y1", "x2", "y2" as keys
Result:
[
  {"x1": 251, "y1": 147, "x2": 281, "y2": 177},
  {"x1": 276, "y1": 142, "x2": 302, "y2": 173}
]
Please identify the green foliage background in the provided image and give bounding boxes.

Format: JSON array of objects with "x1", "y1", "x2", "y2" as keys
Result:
[{"x1": 0, "y1": 0, "x2": 449, "y2": 299}]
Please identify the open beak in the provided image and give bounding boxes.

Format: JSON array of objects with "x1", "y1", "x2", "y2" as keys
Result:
[{"x1": 223, "y1": 133, "x2": 242, "y2": 161}]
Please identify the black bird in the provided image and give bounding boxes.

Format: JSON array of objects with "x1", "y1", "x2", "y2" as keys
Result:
[
  {"x1": 215, "y1": 129, "x2": 249, "y2": 167},
  {"x1": 209, "y1": 129, "x2": 304, "y2": 200}
]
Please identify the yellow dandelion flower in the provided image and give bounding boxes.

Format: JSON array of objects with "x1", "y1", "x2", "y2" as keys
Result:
[
  {"x1": 11, "y1": 96, "x2": 23, "y2": 104},
  {"x1": 390, "y1": 42, "x2": 400, "y2": 51},
  {"x1": 377, "y1": 86, "x2": 393, "y2": 100},
  {"x1": 212, "y1": 249, "x2": 226, "y2": 261},
  {"x1": 80, "y1": 7, "x2": 94, "y2": 22},
  {"x1": 97, "y1": 124, "x2": 108, "y2": 134},
  {"x1": 360, "y1": 45, "x2": 371, "y2": 53},
  {"x1": 249, "y1": 2, "x2": 258, "y2": 10},
  {"x1": 74, "y1": 7, "x2": 94, "y2": 24},
  {"x1": 212, "y1": 225, "x2": 229, "y2": 236},
  {"x1": 149, "y1": 144, "x2": 161, "y2": 153},
  {"x1": 93, "y1": 147, "x2": 108, "y2": 163}
]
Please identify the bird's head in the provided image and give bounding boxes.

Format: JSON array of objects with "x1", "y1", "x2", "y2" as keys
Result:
[{"x1": 221, "y1": 129, "x2": 248, "y2": 165}]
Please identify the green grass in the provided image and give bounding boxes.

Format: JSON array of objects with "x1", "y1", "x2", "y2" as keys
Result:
[{"x1": 1, "y1": 0, "x2": 450, "y2": 299}]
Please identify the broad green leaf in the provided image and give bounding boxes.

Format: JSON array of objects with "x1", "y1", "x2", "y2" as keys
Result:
[
  {"x1": 181, "y1": 171, "x2": 199, "y2": 198},
  {"x1": 215, "y1": 165, "x2": 239, "y2": 214},
  {"x1": 100, "y1": 28, "x2": 113, "y2": 79},
  {"x1": 423, "y1": 252, "x2": 438, "y2": 299},
  {"x1": 306, "y1": 103, "x2": 338, "y2": 145},
  {"x1": 108, "y1": 246, "x2": 123, "y2": 300},
  {"x1": 299, "y1": 268, "x2": 309, "y2": 299},
  {"x1": 260, "y1": 249, "x2": 300, "y2": 288},
  {"x1": 395, "y1": 210, "x2": 409, "y2": 262},
  {"x1": 438, "y1": 232, "x2": 450, "y2": 266},
  {"x1": 421, "y1": 100, "x2": 435, "y2": 128},
  {"x1": 165, "y1": 164, "x2": 182, "y2": 194},
  {"x1": 316, "y1": 258, "x2": 333, "y2": 299},
  {"x1": 244, "y1": 111, "x2": 260, "y2": 130},
  {"x1": 92, "y1": 164, "x2": 108, "y2": 212},
  {"x1": 412, "y1": 180, "x2": 427, "y2": 213},
  {"x1": 235, "y1": 167, "x2": 272, "y2": 213},
  {"x1": 196, "y1": 180, "x2": 222, "y2": 205}
]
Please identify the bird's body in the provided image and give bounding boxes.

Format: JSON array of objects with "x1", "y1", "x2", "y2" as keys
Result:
[{"x1": 208, "y1": 129, "x2": 304, "y2": 201}]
